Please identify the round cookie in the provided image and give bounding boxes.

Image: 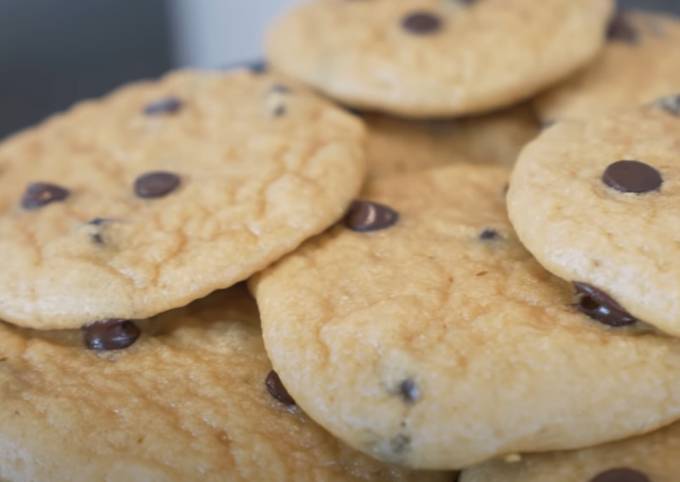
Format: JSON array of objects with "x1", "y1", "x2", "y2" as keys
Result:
[
  {"x1": 0, "y1": 285, "x2": 450, "y2": 482},
  {"x1": 252, "y1": 165, "x2": 680, "y2": 470},
  {"x1": 509, "y1": 96, "x2": 680, "y2": 337},
  {"x1": 461, "y1": 421, "x2": 680, "y2": 482},
  {"x1": 266, "y1": 0, "x2": 614, "y2": 118},
  {"x1": 364, "y1": 105, "x2": 539, "y2": 179},
  {"x1": 536, "y1": 10, "x2": 680, "y2": 122},
  {"x1": 0, "y1": 69, "x2": 365, "y2": 329}
]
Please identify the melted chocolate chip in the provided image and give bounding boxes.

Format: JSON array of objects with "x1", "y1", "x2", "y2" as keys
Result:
[
  {"x1": 144, "y1": 97, "x2": 183, "y2": 116},
  {"x1": 479, "y1": 229, "x2": 500, "y2": 241},
  {"x1": 134, "y1": 171, "x2": 181, "y2": 199},
  {"x1": 345, "y1": 200, "x2": 399, "y2": 232},
  {"x1": 590, "y1": 468, "x2": 650, "y2": 482},
  {"x1": 607, "y1": 11, "x2": 639, "y2": 44},
  {"x1": 574, "y1": 283, "x2": 638, "y2": 327},
  {"x1": 402, "y1": 11, "x2": 443, "y2": 35},
  {"x1": 21, "y1": 182, "x2": 70, "y2": 210},
  {"x1": 602, "y1": 160, "x2": 662, "y2": 194},
  {"x1": 83, "y1": 319, "x2": 140, "y2": 351},
  {"x1": 656, "y1": 94, "x2": 680, "y2": 116},
  {"x1": 399, "y1": 379, "x2": 420, "y2": 403},
  {"x1": 265, "y1": 370, "x2": 296, "y2": 406}
]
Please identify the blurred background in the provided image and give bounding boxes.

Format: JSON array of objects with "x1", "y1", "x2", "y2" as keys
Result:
[{"x1": 0, "y1": 0, "x2": 677, "y2": 139}]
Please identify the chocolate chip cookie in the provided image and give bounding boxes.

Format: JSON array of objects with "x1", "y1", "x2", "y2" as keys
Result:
[
  {"x1": 508, "y1": 96, "x2": 680, "y2": 336},
  {"x1": 536, "y1": 10, "x2": 680, "y2": 121},
  {"x1": 252, "y1": 165, "x2": 680, "y2": 470},
  {"x1": 0, "y1": 69, "x2": 365, "y2": 329},
  {"x1": 461, "y1": 420, "x2": 680, "y2": 482},
  {"x1": 0, "y1": 285, "x2": 450, "y2": 482},
  {"x1": 266, "y1": 0, "x2": 614, "y2": 118},
  {"x1": 363, "y1": 105, "x2": 539, "y2": 179}
]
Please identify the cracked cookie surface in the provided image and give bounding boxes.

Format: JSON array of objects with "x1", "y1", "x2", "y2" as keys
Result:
[
  {"x1": 0, "y1": 69, "x2": 365, "y2": 329},
  {"x1": 266, "y1": 0, "x2": 613, "y2": 118},
  {"x1": 363, "y1": 105, "x2": 539, "y2": 179},
  {"x1": 0, "y1": 285, "x2": 449, "y2": 482},
  {"x1": 461, "y1": 420, "x2": 680, "y2": 482},
  {"x1": 509, "y1": 99, "x2": 680, "y2": 336},
  {"x1": 536, "y1": 11, "x2": 680, "y2": 121},
  {"x1": 252, "y1": 165, "x2": 680, "y2": 470}
]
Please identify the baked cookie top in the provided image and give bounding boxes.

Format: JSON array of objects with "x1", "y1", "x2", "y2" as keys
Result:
[
  {"x1": 252, "y1": 165, "x2": 680, "y2": 470},
  {"x1": 0, "y1": 285, "x2": 449, "y2": 482},
  {"x1": 0, "y1": 69, "x2": 365, "y2": 329},
  {"x1": 461, "y1": 420, "x2": 680, "y2": 482},
  {"x1": 509, "y1": 97, "x2": 680, "y2": 336},
  {"x1": 363, "y1": 105, "x2": 539, "y2": 179},
  {"x1": 266, "y1": 0, "x2": 613, "y2": 118},
  {"x1": 536, "y1": 10, "x2": 680, "y2": 121}
]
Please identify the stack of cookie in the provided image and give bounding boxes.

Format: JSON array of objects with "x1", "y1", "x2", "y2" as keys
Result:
[{"x1": 1, "y1": 1, "x2": 680, "y2": 481}]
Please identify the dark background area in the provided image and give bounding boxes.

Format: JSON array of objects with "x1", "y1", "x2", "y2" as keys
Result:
[
  {"x1": 0, "y1": 0, "x2": 677, "y2": 139},
  {"x1": 0, "y1": 0, "x2": 172, "y2": 139}
]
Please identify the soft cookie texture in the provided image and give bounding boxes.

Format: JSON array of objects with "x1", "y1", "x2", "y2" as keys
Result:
[
  {"x1": 536, "y1": 10, "x2": 680, "y2": 122},
  {"x1": 509, "y1": 98, "x2": 680, "y2": 336},
  {"x1": 252, "y1": 165, "x2": 680, "y2": 470},
  {"x1": 363, "y1": 105, "x2": 539, "y2": 179},
  {"x1": 266, "y1": 0, "x2": 614, "y2": 118},
  {"x1": 461, "y1": 421, "x2": 680, "y2": 482},
  {"x1": 0, "y1": 285, "x2": 449, "y2": 482},
  {"x1": 0, "y1": 69, "x2": 365, "y2": 329}
]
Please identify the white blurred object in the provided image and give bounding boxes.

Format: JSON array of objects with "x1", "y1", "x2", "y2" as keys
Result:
[{"x1": 170, "y1": 0, "x2": 296, "y2": 68}]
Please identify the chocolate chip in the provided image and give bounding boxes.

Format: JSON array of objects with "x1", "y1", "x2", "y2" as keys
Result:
[
  {"x1": 144, "y1": 97, "x2": 183, "y2": 116},
  {"x1": 265, "y1": 370, "x2": 296, "y2": 406},
  {"x1": 88, "y1": 217, "x2": 108, "y2": 226},
  {"x1": 398, "y1": 379, "x2": 420, "y2": 403},
  {"x1": 590, "y1": 468, "x2": 650, "y2": 482},
  {"x1": 87, "y1": 218, "x2": 113, "y2": 245},
  {"x1": 656, "y1": 94, "x2": 680, "y2": 116},
  {"x1": 602, "y1": 160, "x2": 662, "y2": 194},
  {"x1": 390, "y1": 434, "x2": 411, "y2": 454},
  {"x1": 345, "y1": 201, "x2": 399, "y2": 232},
  {"x1": 402, "y1": 11, "x2": 443, "y2": 35},
  {"x1": 21, "y1": 182, "x2": 70, "y2": 210},
  {"x1": 134, "y1": 171, "x2": 181, "y2": 199},
  {"x1": 607, "y1": 11, "x2": 638, "y2": 43},
  {"x1": 541, "y1": 119, "x2": 556, "y2": 130},
  {"x1": 479, "y1": 229, "x2": 500, "y2": 241},
  {"x1": 574, "y1": 283, "x2": 638, "y2": 327},
  {"x1": 83, "y1": 319, "x2": 140, "y2": 351}
]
